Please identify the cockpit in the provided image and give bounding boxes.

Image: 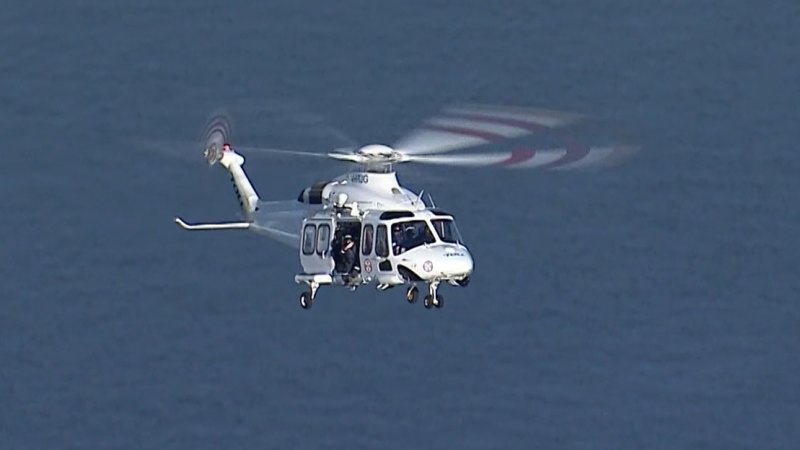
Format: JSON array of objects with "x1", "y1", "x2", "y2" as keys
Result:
[
  {"x1": 390, "y1": 217, "x2": 464, "y2": 255},
  {"x1": 430, "y1": 218, "x2": 463, "y2": 244}
]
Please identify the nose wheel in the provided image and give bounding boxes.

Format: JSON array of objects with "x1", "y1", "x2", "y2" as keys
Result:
[
  {"x1": 422, "y1": 281, "x2": 443, "y2": 309},
  {"x1": 423, "y1": 294, "x2": 443, "y2": 309},
  {"x1": 405, "y1": 285, "x2": 419, "y2": 304}
]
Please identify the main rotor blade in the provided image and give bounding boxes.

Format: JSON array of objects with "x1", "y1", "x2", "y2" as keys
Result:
[
  {"x1": 406, "y1": 145, "x2": 637, "y2": 169},
  {"x1": 394, "y1": 104, "x2": 584, "y2": 156},
  {"x1": 204, "y1": 111, "x2": 353, "y2": 161},
  {"x1": 235, "y1": 145, "x2": 338, "y2": 159}
]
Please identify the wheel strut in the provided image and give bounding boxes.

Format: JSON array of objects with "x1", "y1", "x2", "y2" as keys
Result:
[
  {"x1": 424, "y1": 281, "x2": 441, "y2": 309},
  {"x1": 428, "y1": 281, "x2": 440, "y2": 299}
]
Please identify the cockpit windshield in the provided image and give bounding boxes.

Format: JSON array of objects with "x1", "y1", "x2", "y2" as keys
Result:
[
  {"x1": 390, "y1": 220, "x2": 435, "y2": 255},
  {"x1": 431, "y1": 219, "x2": 463, "y2": 244}
]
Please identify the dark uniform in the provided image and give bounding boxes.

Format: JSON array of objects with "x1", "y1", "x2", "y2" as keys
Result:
[
  {"x1": 392, "y1": 227, "x2": 405, "y2": 255},
  {"x1": 336, "y1": 236, "x2": 358, "y2": 286}
]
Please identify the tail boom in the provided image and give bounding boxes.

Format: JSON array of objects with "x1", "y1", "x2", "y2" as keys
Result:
[{"x1": 207, "y1": 144, "x2": 260, "y2": 219}]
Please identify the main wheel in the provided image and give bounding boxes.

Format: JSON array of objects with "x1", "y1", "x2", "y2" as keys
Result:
[
  {"x1": 423, "y1": 295, "x2": 433, "y2": 309},
  {"x1": 433, "y1": 294, "x2": 444, "y2": 309},
  {"x1": 300, "y1": 291, "x2": 313, "y2": 309},
  {"x1": 406, "y1": 285, "x2": 419, "y2": 304}
]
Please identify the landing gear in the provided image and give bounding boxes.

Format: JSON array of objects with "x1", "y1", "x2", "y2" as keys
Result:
[
  {"x1": 424, "y1": 294, "x2": 443, "y2": 309},
  {"x1": 300, "y1": 291, "x2": 313, "y2": 309},
  {"x1": 405, "y1": 285, "x2": 419, "y2": 304},
  {"x1": 299, "y1": 282, "x2": 320, "y2": 309},
  {"x1": 422, "y1": 281, "x2": 443, "y2": 309}
]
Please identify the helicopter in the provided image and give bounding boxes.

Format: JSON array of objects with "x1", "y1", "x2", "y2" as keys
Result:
[{"x1": 174, "y1": 104, "x2": 635, "y2": 309}]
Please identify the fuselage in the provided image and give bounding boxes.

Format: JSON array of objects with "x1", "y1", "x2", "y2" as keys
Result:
[
  {"x1": 284, "y1": 169, "x2": 473, "y2": 286},
  {"x1": 297, "y1": 170, "x2": 427, "y2": 211}
]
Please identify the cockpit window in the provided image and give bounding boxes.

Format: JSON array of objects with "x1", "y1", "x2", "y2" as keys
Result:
[
  {"x1": 391, "y1": 220, "x2": 435, "y2": 255},
  {"x1": 431, "y1": 219, "x2": 463, "y2": 244}
]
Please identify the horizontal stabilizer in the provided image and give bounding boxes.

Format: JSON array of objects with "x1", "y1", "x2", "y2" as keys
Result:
[{"x1": 174, "y1": 217, "x2": 251, "y2": 231}]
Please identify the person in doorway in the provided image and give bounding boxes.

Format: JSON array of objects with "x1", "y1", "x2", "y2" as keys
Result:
[{"x1": 337, "y1": 234, "x2": 359, "y2": 288}]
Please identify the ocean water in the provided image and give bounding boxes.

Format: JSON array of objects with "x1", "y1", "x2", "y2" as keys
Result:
[{"x1": 2, "y1": 1, "x2": 799, "y2": 448}]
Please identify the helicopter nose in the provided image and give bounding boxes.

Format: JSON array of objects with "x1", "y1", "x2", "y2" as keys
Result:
[{"x1": 443, "y1": 246, "x2": 473, "y2": 277}]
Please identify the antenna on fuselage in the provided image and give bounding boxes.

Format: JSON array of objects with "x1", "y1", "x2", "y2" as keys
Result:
[
  {"x1": 426, "y1": 192, "x2": 436, "y2": 208},
  {"x1": 415, "y1": 190, "x2": 425, "y2": 207}
]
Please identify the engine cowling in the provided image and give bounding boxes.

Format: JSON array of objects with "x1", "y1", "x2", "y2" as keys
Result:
[{"x1": 297, "y1": 180, "x2": 331, "y2": 204}]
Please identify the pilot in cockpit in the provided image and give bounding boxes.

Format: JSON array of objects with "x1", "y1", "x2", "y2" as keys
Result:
[
  {"x1": 392, "y1": 224, "x2": 405, "y2": 255},
  {"x1": 422, "y1": 226, "x2": 435, "y2": 244}
]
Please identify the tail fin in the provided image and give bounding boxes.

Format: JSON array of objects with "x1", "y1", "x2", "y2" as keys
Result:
[{"x1": 205, "y1": 143, "x2": 260, "y2": 219}]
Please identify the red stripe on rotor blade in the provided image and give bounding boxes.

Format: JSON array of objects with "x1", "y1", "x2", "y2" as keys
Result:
[
  {"x1": 541, "y1": 136, "x2": 590, "y2": 169},
  {"x1": 442, "y1": 113, "x2": 548, "y2": 132},
  {"x1": 498, "y1": 148, "x2": 537, "y2": 166},
  {"x1": 421, "y1": 124, "x2": 506, "y2": 141}
]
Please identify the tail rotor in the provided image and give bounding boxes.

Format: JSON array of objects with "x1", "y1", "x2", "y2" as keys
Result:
[{"x1": 202, "y1": 112, "x2": 234, "y2": 166}]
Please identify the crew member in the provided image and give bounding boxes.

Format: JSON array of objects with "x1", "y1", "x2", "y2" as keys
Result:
[
  {"x1": 392, "y1": 224, "x2": 405, "y2": 255},
  {"x1": 337, "y1": 234, "x2": 358, "y2": 287}
]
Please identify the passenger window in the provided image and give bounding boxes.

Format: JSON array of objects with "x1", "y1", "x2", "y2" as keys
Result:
[
  {"x1": 317, "y1": 224, "x2": 330, "y2": 255},
  {"x1": 376, "y1": 225, "x2": 389, "y2": 258},
  {"x1": 362, "y1": 225, "x2": 374, "y2": 255},
  {"x1": 302, "y1": 224, "x2": 316, "y2": 255}
]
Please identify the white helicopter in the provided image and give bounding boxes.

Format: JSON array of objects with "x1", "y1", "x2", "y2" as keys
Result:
[{"x1": 174, "y1": 104, "x2": 635, "y2": 309}]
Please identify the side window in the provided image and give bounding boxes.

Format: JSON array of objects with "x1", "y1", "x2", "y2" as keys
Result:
[
  {"x1": 302, "y1": 224, "x2": 316, "y2": 255},
  {"x1": 376, "y1": 225, "x2": 389, "y2": 258},
  {"x1": 316, "y1": 224, "x2": 330, "y2": 255},
  {"x1": 362, "y1": 224, "x2": 374, "y2": 255}
]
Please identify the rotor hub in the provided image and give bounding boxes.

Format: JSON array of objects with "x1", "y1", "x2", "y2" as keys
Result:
[
  {"x1": 356, "y1": 144, "x2": 399, "y2": 159},
  {"x1": 351, "y1": 144, "x2": 406, "y2": 167}
]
